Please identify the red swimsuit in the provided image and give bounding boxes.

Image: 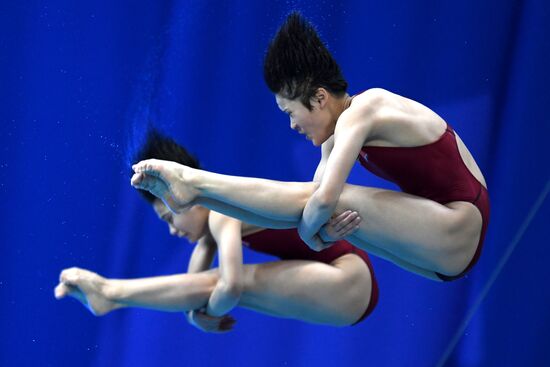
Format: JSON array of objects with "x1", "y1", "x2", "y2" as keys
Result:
[
  {"x1": 242, "y1": 228, "x2": 378, "y2": 324},
  {"x1": 357, "y1": 123, "x2": 490, "y2": 281}
]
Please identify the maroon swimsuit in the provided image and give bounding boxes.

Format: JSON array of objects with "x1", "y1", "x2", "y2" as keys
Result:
[
  {"x1": 242, "y1": 228, "x2": 378, "y2": 324},
  {"x1": 357, "y1": 123, "x2": 490, "y2": 281}
]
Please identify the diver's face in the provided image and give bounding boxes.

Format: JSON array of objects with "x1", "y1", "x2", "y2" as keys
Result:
[
  {"x1": 153, "y1": 200, "x2": 208, "y2": 243},
  {"x1": 275, "y1": 94, "x2": 332, "y2": 147}
]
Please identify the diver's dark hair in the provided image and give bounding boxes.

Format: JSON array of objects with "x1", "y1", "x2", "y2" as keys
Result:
[
  {"x1": 264, "y1": 11, "x2": 348, "y2": 110},
  {"x1": 132, "y1": 129, "x2": 200, "y2": 204}
]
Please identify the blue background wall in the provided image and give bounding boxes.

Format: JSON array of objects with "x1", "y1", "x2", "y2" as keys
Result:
[{"x1": 1, "y1": 1, "x2": 549, "y2": 366}]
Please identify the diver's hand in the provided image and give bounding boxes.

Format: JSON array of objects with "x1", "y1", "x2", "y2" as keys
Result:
[
  {"x1": 187, "y1": 309, "x2": 236, "y2": 333},
  {"x1": 319, "y1": 210, "x2": 361, "y2": 242}
]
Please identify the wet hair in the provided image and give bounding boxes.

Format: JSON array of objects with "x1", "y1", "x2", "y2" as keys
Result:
[
  {"x1": 264, "y1": 11, "x2": 348, "y2": 110},
  {"x1": 132, "y1": 129, "x2": 200, "y2": 203}
]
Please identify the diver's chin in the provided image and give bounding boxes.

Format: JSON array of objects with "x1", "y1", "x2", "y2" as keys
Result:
[{"x1": 309, "y1": 136, "x2": 322, "y2": 147}]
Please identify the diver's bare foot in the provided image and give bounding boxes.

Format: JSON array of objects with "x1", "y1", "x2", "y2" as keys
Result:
[
  {"x1": 131, "y1": 159, "x2": 200, "y2": 213},
  {"x1": 55, "y1": 267, "x2": 122, "y2": 316}
]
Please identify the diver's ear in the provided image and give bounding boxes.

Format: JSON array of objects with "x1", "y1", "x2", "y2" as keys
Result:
[{"x1": 314, "y1": 87, "x2": 329, "y2": 109}]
